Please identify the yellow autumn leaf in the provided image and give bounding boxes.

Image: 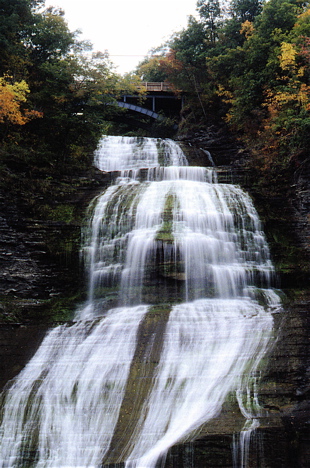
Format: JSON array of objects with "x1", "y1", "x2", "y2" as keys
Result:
[
  {"x1": 240, "y1": 21, "x2": 254, "y2": 39},
  {"x1": 0, "y1": 75, "x2": 42, "y2": 125},
  {"x1": 279, "y1": 42, "x2": 297, "y2": 71}
]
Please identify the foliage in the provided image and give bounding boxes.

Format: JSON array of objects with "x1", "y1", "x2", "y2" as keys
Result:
[
  {"x1": 0, "y1": 0, "x2": 44, "y2": 75},
  {"x1": 230, "y1": 0, "x2": 265, "y2": 22},
  {"x1": 197, "y1": 0, "x2": 222, "y2": 43},
  {"x1": 135, "y1": 56, "x2": 168, "y2": 82},
  {"x1": 0, "y1": 1, "x2": 145, "y2": 177},
  {"x1": 0, "y1": 75, "x2": 42, "y2": 125},
  {"x1": 150, "y1": 0, "x2": 310, "y2": 173},
  {"x1": 1, "y1": 0, "x2": 310, "y2": 193}
]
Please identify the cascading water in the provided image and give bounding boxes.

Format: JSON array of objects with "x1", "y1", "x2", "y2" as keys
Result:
[{"x1": 0, "y1": 136, "x2": 281, "y2": 468}]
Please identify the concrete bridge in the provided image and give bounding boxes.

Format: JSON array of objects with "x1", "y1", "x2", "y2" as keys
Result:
[{"x1": 117, "y1": 82, "x2": 183, "y2": 121}]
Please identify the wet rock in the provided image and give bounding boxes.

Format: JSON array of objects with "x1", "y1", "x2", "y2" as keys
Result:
[{"x1": 0, "y1": 132, "x2": 309, "y2": 466}]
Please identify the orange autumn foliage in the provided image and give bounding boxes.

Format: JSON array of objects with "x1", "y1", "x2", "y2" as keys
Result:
[{"x1": 0, "y1": 76, "x2": 43, "y2": 125}]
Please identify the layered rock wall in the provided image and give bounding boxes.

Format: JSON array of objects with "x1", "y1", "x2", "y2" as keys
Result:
[{"x1": 0, "y1": 130, "x2": 309, "y2": 466}]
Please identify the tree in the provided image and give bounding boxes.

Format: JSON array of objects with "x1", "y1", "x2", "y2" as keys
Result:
[
  {"x1": 255, "y1": 0, "x2": 305, "y2": 40},
  {"x1": 27, "y1": 7, "x2": 76, "y2": 64},
  {"x1": 0, "y1": 75, "x2": 42, "y2": 125},
  {"x1": 197, "y1": 0, "x2": 222, "y2": 43},
  {"x1": 0, "y1": 1, "x2": 137, "y2": 169},
  {"x1": 0, "y1": 0, "x2": 44, "y2": 76},
  {"x1": 170, "y1": 17, "x2": 211, "y2": 68},
  {"x1": 135, "y1": 56, "x2": 168, "y2": 82},
  {"x1": 230, "y1": 0, "x2": 265, "y2": 22}
]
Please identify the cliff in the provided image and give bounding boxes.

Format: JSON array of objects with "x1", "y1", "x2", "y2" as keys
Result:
[
  {"x1": 177, "y1": 127, "x2": 310, "y2": 467},
  {"x1": 0, "y1": 128, "x2": 309, "y2": 466}
]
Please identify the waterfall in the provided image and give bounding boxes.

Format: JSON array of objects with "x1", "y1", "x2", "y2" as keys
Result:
[{"x1": 0, "y1": 136, "x2": 281, "y2": 467}]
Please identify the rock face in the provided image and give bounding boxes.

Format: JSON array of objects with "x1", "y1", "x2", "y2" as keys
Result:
[
  {"x1": 0, "y1": 130, "x2": 309, "y2": 467},
  {"x1": 0, "y1": 195, "x2": 78, "y2": 301},
  {"x1": 179, "y1": 128, "x2": 310, "y2": 284},
  {"x1": 0, "y1": 170, "x2": 111, "y2": 322},
  {"x1": 260, "y1": 292, "x2": 310, "y2": 467},
  {"x1": 177, "y1": 128, "x2": 310, "y2": 467},
  {"x1": 0, "y1": 324, "x2": 47, "y2": 390},
  {"x1": 290, "y1": 159, "x2": 310, "y2": 258}
]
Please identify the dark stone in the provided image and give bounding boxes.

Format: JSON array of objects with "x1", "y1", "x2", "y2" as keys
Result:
[
  {"x1": 0, "y1": 324, "x2": 47, "y2": 391},
  {"x1": 0, "y1": 169, "x2": 111, "y2": 308},
  {"x1": 0, "y1": 130, "x2": 309, "y2": 466}
]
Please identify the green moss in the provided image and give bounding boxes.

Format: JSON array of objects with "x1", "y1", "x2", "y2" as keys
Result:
[
  {"x1": 0, "y1": 286, "x2": 89, "y2": 324},
  {"x1": 43, "y1": 295, "x2": 83, "y2": 322},
  {"x1": 155, "y1": 193, "x2": 179, "y2": 243},
  {"x1": 0, "y1": 298, "x2": 21, "y2": 323},
  {"x1": 38, "y1": 204, "x2": 75, "y2": 223},
  {"x1": 156, "y1": 221, "x2": 174, "y2": 243}
]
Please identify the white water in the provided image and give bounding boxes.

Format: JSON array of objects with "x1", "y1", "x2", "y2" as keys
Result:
[
  {"x1": 94, "y1": 136, "x2": 188, "y2": 173},
  {"x1": 0, "y1": 136, "x2": 281, "y2": 467},
  {"x1": 0, "y1": 306, "x2": 148, "y2": 467},
  {"x1": 125, "y1": 299, "x2": 272, "y2": 468}
]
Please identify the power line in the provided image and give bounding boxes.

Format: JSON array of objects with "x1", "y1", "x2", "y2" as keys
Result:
[{"x1": 109, "y1": 54, "x2": 146, "y2": 57}]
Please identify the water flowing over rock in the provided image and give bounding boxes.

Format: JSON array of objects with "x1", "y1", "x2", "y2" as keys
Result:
[{"x1": 0, "y1": 137, "x2": 282, "y2": 467}]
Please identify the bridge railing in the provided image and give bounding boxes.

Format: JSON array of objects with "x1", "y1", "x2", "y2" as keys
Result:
[{"x1": 135, "y1": 82, "x2": 172, "y2": 92}]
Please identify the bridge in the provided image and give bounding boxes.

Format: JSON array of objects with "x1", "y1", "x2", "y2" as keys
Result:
[
  {"x1": 116, "y1": 82, "x2": 184, "y2": 122},
  {"x1": 116, "y1": 101, "x2": 162, "y2": 120},
  {"x1": 135, "y1": 82, "x2": 173, "y2": 92}
]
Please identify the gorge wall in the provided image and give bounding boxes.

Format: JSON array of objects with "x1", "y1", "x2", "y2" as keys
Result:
[
  {"x1": 178, "y1": 127, "x2": 310, "y2": 467},
  {"x1": 0, "y1": 127, "x2": 309, "y2": 466}
]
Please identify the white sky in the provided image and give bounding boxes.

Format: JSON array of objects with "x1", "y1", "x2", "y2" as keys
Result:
[{"x1": 48, "y1": 0, "x2": 199, "y2": 74}]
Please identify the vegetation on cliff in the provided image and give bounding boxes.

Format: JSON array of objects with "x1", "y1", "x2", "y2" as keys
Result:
[
  {"x1": 133, "y1": 0, "x2": 310, "y2": 284},
  {"x1": 0, "y1": 0, "x2": 309, "y2": 319},
  {"x1": 136, "y1": 0, "x2": 310, "y2": 185},
  {"x1": 0, "y1": 0, "x2": 143, "y2": 189},
  {"x1": 2, "y1": 0, "x2": 310, "y2": 189},
  {"x1": 0, "y1": 0, "x2": 142, "y2": 319}
]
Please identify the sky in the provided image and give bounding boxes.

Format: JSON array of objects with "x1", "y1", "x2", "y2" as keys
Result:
[{"x1": 48, "y1": 0, "x2": 199, "y2": 74}]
